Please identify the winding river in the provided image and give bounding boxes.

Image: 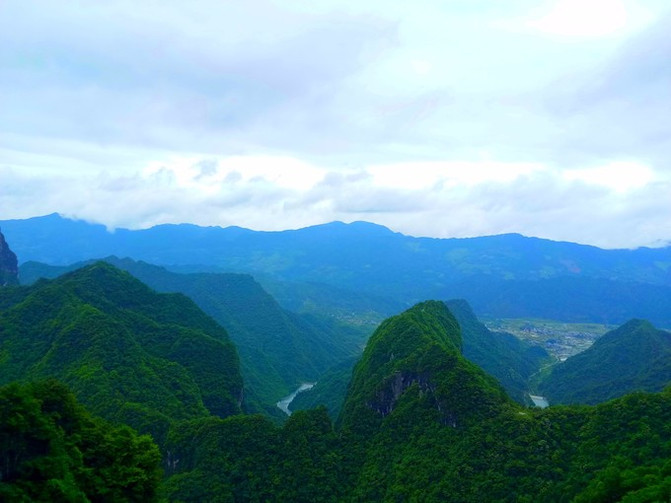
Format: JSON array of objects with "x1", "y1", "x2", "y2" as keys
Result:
[{"x1": 276, "y1": 383, "x2": 316, "y2": 416}]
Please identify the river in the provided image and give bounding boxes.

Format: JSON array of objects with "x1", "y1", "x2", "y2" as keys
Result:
[
  {"x1": 529, "y1": 394, "x2": 549, "y2": 408},
  {"x1": 276, "y1": 383, "x2": 316, "y2": 416}
]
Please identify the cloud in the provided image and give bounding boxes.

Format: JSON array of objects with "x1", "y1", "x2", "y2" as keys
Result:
[{"x1": 1, "y1": 1, "x2": 670, "y2": 248}]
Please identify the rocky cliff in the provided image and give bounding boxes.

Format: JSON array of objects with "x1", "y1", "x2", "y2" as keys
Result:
[{"x1": 0, "y1": 229, "x2": 18, "y2": 285}]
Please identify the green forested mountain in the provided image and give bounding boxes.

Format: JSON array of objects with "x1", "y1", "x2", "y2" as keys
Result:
[
  {"x1": 446, "y1": 299, "x2": 552, "y2": 404},
  {"x1": 334, "y1": 302, "x2": 671, "y2": 501},
  {"x1": 232, "y1": 300, "x2": 671, "y2": 502},
  {"x1": 538, "y1": 319, "x2": 671, "y2": 405},
  {"x1": 0, "y1": 380, "x2": 162, "y2": 501},
  {"x1": 18, "y1": 257, "x2": 366, "y2": 415},
  {"x1": 292, "y1": 299, "x2": 552, "y2": 417},
  {"x1": 0, "y1": 262, "x2": 243, "y2": 442},
  {"x1": 3, "y1": 287, "x2": 671, "y2": 501}
]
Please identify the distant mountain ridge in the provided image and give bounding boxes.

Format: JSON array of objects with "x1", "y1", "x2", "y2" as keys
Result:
[
  {"x1": 3, "y1": 213, "x2": 670, "y2": 282},
  {"x1": 3, "y1": 213, "x2": 671, "y2": 327}
]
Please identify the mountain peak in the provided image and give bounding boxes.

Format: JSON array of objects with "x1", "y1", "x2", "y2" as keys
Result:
[
  {"x1": 0, "y1": 229, "x2": 18, "y2": 286},
  {"x1": 340, "y1": 301, "x2": 508, "y2": 434}
]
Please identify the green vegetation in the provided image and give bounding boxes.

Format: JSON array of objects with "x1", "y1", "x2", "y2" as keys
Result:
[
  {"x1": 446, "y1": 299, "x2": 552, "y2": 404},
  {"x1": 0, "y1": 262, "x2": 243, "y2": 441},
  {"x1": 334, "y1": 302, "x2": 671, "y2": 501},
  {"x1": 273, "y1": 301, "x2": 671, "y2": 502},
  {"x1": 0, "y1": 379, "x2": 162, "y2": 501},
  {"x1": 3, "y1": 256, "x2": 671, "y2": 501},
  {"x1": 538, "y1": 319, "x2": 671, "y2": 404},
  {"x1": 289, "y1": 357, "x2": 357, "y2": 419},
  {"x1": 19, "y1": 257, "x2": 368, "y2": 416}
]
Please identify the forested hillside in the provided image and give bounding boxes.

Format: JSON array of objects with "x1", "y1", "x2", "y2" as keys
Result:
[
  {"x1": 0, "y1": 380, "x2": 162, "y2": 501},
  {"x1": 446, "y1": 299, "x2": 552, "y2": 404},
  {"x1": 2, "y1": 279, "x2": 670, "y2": 500},
  {"x1": 165, "y1": 302, "x2": 671, "y2": 501},
  {"x1": 538, "y1": 319, "x2": 671, "y2": 405},
  {"x1": 18, "y1": 257, "x2": 367, "y2": 415},
  {"x1": 0, "y1": 262, "x2": 243, "y2": 442}
]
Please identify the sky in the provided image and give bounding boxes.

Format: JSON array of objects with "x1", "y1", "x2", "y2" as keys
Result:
[{"x1": 1, "y1": 0, "x2": 670, "y2": 249}]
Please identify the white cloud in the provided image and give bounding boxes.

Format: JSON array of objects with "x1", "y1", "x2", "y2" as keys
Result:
[
  {"x1": 527, "y1": 0, "x2": 632, "y2": 38},
  {"x1": 1, "y1": 0, "x2": 670, "y2": 248}
]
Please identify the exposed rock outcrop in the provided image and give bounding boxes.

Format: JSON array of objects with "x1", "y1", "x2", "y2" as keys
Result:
[{"x1": 0, "y1": 229, "x2": 18, "y2": 286}]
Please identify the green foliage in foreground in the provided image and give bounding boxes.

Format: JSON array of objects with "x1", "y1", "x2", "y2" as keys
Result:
[
  {"x1": 163, "y1": 407, "x2": 343, "y2": 502},
  {"x1": 0, "y1": 380, "x2": 162, "y2": 502}
]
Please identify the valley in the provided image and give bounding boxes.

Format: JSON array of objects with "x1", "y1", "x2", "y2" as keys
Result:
[
  {"x1": 1, "y1": 221, "x2": 670, "y2": 501},
  {"x1": 485, "y1": 318, "x2": 613, "y2": 361},
  {"x1": 276, "y1": 383, "x2": 316, "y2": 415}
]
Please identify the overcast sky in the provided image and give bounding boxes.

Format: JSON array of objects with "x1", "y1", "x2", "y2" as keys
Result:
[{"x1": 1, "y1": 0, "x2": 670, "y2": 248}]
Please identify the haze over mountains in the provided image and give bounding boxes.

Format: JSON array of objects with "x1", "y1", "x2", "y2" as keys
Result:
[{"x1": 3, "y1": 213, "x2": 671, "y2": 327}]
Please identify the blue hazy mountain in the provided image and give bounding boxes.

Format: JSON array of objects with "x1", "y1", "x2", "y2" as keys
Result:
[{"x1": 4, "y1": 213, "x2": 671, "y2": 326}]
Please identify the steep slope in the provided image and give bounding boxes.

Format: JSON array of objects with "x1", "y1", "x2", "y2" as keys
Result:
[
  {"x1": 18, "y1": 257, "x2": 362, "y2": 414},
  {"x1": 292, "y1": 298, "x2": 552, "y2": 416},
  {"x1": 538, "y1": 319, "x2": 671, "y2": 405},
  {"x1": 339, "y1": 301, "x2": 510, "y2": 435},
  {"x1": 0, "y1": 230, "x2": 18, "y2": 286},
  {"x1": 0, "y1": 262, "x2": 243, "y2": 441},
  {"x1": 336, "y1": 301, "x2": 671, "y2": 501},
  {"x1": 446, "y1": 299, "x2": 552, "y2": 404}
]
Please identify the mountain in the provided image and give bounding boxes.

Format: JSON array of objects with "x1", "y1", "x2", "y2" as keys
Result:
[
  {"x1": 4, "y1": 215, "x2": 671, "y2": 288},
  {"x1": 538, "y1": 319, "x2": 671, "y2": 405},
  {"x1": 0, "y1": 262, "x2": 243, "y2": 442},
  {"x1": 18, "y1": 257, "x2": 366, "y2": 414},
  {"x1": 292, "y1": 299, "x2": 553, "y2": 417},
  {"x1": 0, "y1": 230, "x2": 18, "y2": 286},
  {"x1": 4, "y1": 286, "x2": 670, "y2": 501},
  {"x1": 335, "y1": 301, "x2": 671, "y2": 501},
  {"x1": 4, "y1": 213, "x2": 671, "y2": 327},
  {"x1": 339, "y1": 301, "x2": 511, "y2": 435},
  {"x1": 446, "y1": 299, "x2": 552, "y2": 404}
]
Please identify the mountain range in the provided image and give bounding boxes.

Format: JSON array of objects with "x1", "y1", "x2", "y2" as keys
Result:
[
  {"x1": 3, "y1": 213, "x2": 671, "y2": 327},
  {"x1": 17, "y1": 257, "x2": 367, "y2": 415},
  {"x1": 2, "y1": 222, "x2": 671, "y2": 500}
]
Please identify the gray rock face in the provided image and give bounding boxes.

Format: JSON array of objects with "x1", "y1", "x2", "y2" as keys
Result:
[{"x1": 0, "y1": 230, "x2": 18, "y2": 285}]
